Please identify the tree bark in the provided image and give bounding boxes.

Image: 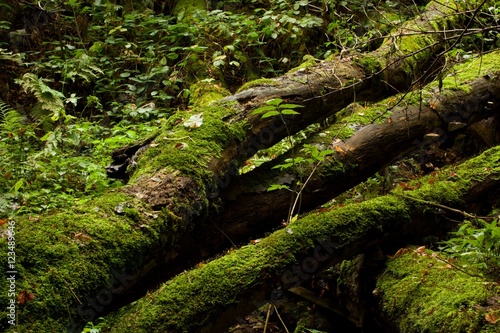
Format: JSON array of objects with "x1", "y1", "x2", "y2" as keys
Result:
[{"x1": 217, "y1": 68, "x2": 500, "y2": 236}]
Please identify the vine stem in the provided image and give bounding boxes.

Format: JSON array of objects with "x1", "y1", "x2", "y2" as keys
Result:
[{"x1": 288, "y1": 160, "x2": 321, "y2": 223}]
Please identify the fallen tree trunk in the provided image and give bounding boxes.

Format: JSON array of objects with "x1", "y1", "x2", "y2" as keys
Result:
[
  {"x1": 142, "y1": 58, "x2": 500, "y2": 288},
  {"x1": 103, "y1": 145, "x2": 500, "y2": 332},
  {"x1": 0, "y1": 2, "x2": 480, "y2": 331}
]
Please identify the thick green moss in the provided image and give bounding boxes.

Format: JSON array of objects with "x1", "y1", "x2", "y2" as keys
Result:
[
  {"x1": 0, "y1": 191, "x2": 166, "y2": 331},
  {"x1": 129, "y1": 100, "x2": 247, "y2": 183},
  {"x1": 287, "y1": 55, "x2": 319, "y2": 74},
  {"x1": 377, "y1": 249, "x2": 499, "y2": 333},
  {"x1": 104, "y1": 194, "x2": 411, "y2": 332},
  {"x1": 439, "y1": 50, "x2": 500, "y2": 93},
  {"x1": 189, "y1": 81, "x2": 231, "y2": 108},
  {"x1": 354, "y1": 55, "x2": 384, "y2": 76},
  {"x1": 396, "y1": 146, "x2": 500, "y2": 205}
]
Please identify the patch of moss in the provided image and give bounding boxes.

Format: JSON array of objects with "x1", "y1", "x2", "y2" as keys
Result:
[
  {"x1": 354, "y1": 55, "x2": 384, "y2": 76},
  {"x1": 396, "y1": 146, "x2": 500, "y2": 204},
  {"x1": 189, "y1": 81, "x2": 231, "y2": 108},
  {"x1": 438, "y1": 50, "x2": 500, "y2": 93},
  {"x1": 102, "y1": 146, "x2": 500, "y2": 332},
  {"x1": 0, "y1": 191, "x2": 167, "y2": 331},
  {"x1": 377, "y1": 249, "x2": 499, "y2": 333},
  {"x1": 104, "y1": 193, "x2": 412, "y2": 332},
  {"x1": 129, "y1": 98, "x2": 247, "y2": 185},
  {"x1": 287, "y1": 55, "x2": 319, "y2": 74}
]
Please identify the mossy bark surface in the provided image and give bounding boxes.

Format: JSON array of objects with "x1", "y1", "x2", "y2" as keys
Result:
[
  {"x1": 102, "y1": 146, "x2": 500, "y2": 332},
  {"x1": 218, "y1": 55, "x2": 500, "y2": 242},
  {"x1": 376, "y1": 249, "x2": 500, "y2": 333}
]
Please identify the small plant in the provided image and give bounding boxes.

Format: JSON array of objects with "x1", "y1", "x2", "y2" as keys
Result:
[
  {"x1": 252, "y1": 98, "x2": 334, "y2": 223},
  {"x1": 439, "y1": 218, "x2": 500, "y2": 279},
  {"x1": 250, "y1": 97, "x2": 303, "y2": 119},
  {"x1": 81, "y1": 317, "x2": 108, "y2": 333}
]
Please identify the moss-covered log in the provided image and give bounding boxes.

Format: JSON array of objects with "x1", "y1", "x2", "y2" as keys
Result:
[
  {"x1": 127, "y1": 55, "x2": 500, "y2": 296},
  {"x1": 102, "y1": 146, "x2": 500, "y2": 332},
  {"x1": 374, "y1": 247, "x2": 500, "y2": 333},
  {"x1": 0, "y1": 1, "x2": 488, "y2": 332}
]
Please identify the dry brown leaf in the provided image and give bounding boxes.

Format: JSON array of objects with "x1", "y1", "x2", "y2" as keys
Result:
[
  {"x1": 485, "y1": 312, "x2": 499, "y2": 324},
  {"x1": 17, "y1": 290, "x2": 35, "y2": 305}
]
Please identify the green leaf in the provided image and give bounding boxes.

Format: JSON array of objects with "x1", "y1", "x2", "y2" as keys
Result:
[
  {"x1": 267, "y1": 184, "x2": 290, "y2": 191},
  {"x1": 279, "y1": 103, "x2": 303, "y2": 109},
  {"x1": 13, "y1": 179, "x2": 24, "y2": 193},
  {"x1": 251, "y1": 105, "x2": 276, "y2": 114},
  {"x1": 280, "y1": 109, "x2": 300, "y2": 115},
  {"x1": 266, "y1": 98, "x2": 283, "y2": 106},
  {"x1": 261, "y1": 110, "x2": 281, "y2": 118},
  {"x1": 167, "y1": 53, "x2": 178, "y2": 60}
]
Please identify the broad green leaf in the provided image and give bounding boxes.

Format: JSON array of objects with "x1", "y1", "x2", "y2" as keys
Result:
[
  {"x1": 251, "y1": 105, "x2": 276, "y2": 114},
  {"x1": 280, "y1": 109, "x2": 300, "y2": 115},
  {"x1": 266, "y1": 98, "x2": 283, "y2": 106},
  {"x1": 267, "y1": 184, "x2": 290, "y2": 191},
  {"x1": 279, "y1": 103, "x2": 303, "y2": 109},
  {"x1": 167, "y1": 53, "x2": 178, "y2": 60},
  {"x1": 13, "y1": 179, "x2": 24, "y2": 193},
  {"x1": 261, "y1": 110, "x2": 281, "y2": 118}
]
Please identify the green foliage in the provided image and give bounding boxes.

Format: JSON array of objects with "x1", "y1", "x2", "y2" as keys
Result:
[
  {"x1": 251, "y1": 98, "x2": 334, "y2": 222},
  {"x1": 15, "y1": 73, "x2": 68, "y2": 122},
  {"x1": 81, "y1": 318, "x2": 108, "y2": 333},
  {"x1": 0, "y1": 101, "x2": 160, "y2": 216},
  {"x1": 0, "y1": 48, "x2": 23, "y2": 64},
  {"x1": 439, "y1": 218, "x2": 500, "y2": 279},
  {"x1": 251, "y1": 97, "x2": 302, "y2": 118}
]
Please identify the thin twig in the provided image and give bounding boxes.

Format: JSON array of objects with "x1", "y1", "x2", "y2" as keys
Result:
[
  {"x1": 263, "y1": 303, "x2": 272, "y2": 333},
  {"x1": 395, "y1": 193, "x2": 477, "y2": 219},
  {"x1": 62, "y1": 278, "x2": 82, "y2": 304},
  {"x1": 211, "y1": 221, "x2": 236, "y2": 248},
  {"x1": 432, "y1": 253, "x2": 483, "y2": 279},
  {"x1": 274, "y1": 305, "x2": 290, "y2": 333}
]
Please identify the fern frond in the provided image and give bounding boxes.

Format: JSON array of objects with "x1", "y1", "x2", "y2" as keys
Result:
[
  {"x1": 0, "y1": 109, "x2": 26, "y2": 135},
  {"x1": 0, "y1": 48, "x2": 23, "y2": 65},
  {"x1": 16, "y1": 73, "x2": 66, "y2": 121},
  {"x1": 0, "y1": 98, "x2": 16, "y2": 122},
  {"x1": 30, "y1": 103, "x2": 54, "y2": 132}
]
